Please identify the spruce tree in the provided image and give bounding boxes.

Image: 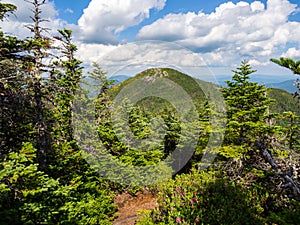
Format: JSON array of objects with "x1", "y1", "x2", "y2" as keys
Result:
[
  {"x1": 24, "y1": 0, "x2": 53, "y2": 170},
  {"x1": 219, "y1": 61, "x2": 300, "y2": 211},
  {"x1": 51, "y1": 29, "x2": 83, "y2": 142},
  {"x1": 222, "y1": 60, "x2": 275, "y2": 146},
  {"x1": 0, "y1": 2, "x2": 33, "y2": 155}
]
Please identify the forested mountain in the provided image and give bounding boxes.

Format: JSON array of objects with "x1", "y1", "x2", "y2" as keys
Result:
[
  {"x1": 111, "y1": 67, "x2": 299, "y2": 115},
  {"x1": 268, "y1": 88, "x2": 299, "y2": 114},
  {"x1": 1, "y1": 1, "x2": 300, "y2": 225}
]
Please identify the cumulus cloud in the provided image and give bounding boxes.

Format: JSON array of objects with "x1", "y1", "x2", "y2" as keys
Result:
[
  {"x1": 0, "y1": 0, "x2": 66, "y2": 38},
  {"x1": 2, "y1": 0, "x2": 58, "y2": 22},
  {"x1": 282, "y1": 48, "x2": 300, "y2": 58},
  {"x1": 248, "y1": 59, "x2": 269, "y2": 66},
  {"x1": 77, "y1": 0, "x2": 166, "y2": 44},
  {"x1": 137, "y1": 0, "x2": 300, "y2": 66},
  {"x1": 2, "y1": 0, "x2": 299, "y2": 73},
  {"x1": 76, "y1": 42, "x2": 119, "y2": 65},
  {"x1": 78, "y1": 41, "x2": 209, "y2": 78}
]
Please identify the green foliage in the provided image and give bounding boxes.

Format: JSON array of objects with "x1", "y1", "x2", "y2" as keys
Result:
[
  {"x1": 268, "y1": 199, "x2": 300, "y2": 225},
  {"x1": 99, "y1": 68, "x2": 217, "y2": 172},
  {"x1": 0, "y1": 14, "x2": 36, "y2": 155},
  {"x1": 271, "y1": 57, "x2": 300, "y2": 106},
  {"x1": 137, "y1": 169, "x2": 266, "y2": 225},
  {"x1": 270, "y1": 57, "x2": 300, "y2": 75},
  {"x1": 218, "y1": 145, "x2": 248, "y2": 159},
  {"x1": 0, "y1": 143, "x2": 59, "y2": 224},
  {"x1": 138, "y1": 168, "x2": 300, "y2": 225},
  {"x1": 0, "y1": 142, "x2": 117, "y2": 224},
  {"x1": 0, "y1": 2, "x2": 16, "y2": 21},
  {"x1": 51, "y1": 28, "x2": 83, "y2": 142},
  {"x1": 267, "y1": 88, "x2": 300, "y2": 150},
  {"x1": 1, "y1": 2, "x2": 300, "y2": 224},
  {"x1": 0, "y1": 4, "x2": 117, "y2": 224},
  {"x1": 268, "y1": 88, "x2": 299, "y2": 115},
  {"x1": 279, "y1": 111, "x2": 300, "y2": 151},
  {"x1": 222, "y1": 60, "x2": 277, "y2": 146}
]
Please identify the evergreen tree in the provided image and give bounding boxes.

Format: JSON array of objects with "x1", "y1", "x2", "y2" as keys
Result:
[
  {"x1": 51, "y1": 29, "x2": 83, "y2": 143},
  {"x1": 24, "y1": 0, "x2": 53, "y2": 170},
  {"x1": 0, "y1": 2, "x2": 34, "y2": 155},
  {"x1": 222, "y1": 60, "x2": 276, "y2": 146},
  {"x1": 89, "y1": 62, "x2": 114, "y2": 131},
  {"x1": 1, "y1": 2, "x2": 118, "y2": 224},
  {"x1": 220, "y1": 61, "x2": 300, "y2": 206},
  {"x1": 46, "y1": 32, "x2": 117, "y2": 225},
  {"x1": 0, "y1": 143, "x2": 61, "y2": 224}
]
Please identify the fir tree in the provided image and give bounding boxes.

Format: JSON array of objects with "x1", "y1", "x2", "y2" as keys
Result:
[
  {"x1": 222, "y1": 60, "x2": 276, "y2": 146},
  {"x1": 51, "y1": 29, "x2": 83, "y2": 142},
  {"x1": 0, "y1": 2, "x2": 34, "y2": 155},
  {"x1": 24, "y1": 0, "x2": 53, "y2": 170}
]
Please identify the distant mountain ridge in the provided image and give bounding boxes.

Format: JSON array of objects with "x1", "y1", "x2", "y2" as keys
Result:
[
  {"x1": 265, "y1": 80, "x2": 296, "y2": 93},
  {"x1": 110, "y1": 73, "x2": 297, "y2": 93},
  {"x1": 109, "y1": 68, "x2": 299, "y2": 114}
]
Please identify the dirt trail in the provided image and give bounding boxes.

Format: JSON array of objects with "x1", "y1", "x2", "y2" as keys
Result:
[{"x1": 113, "y1": 190, "x2": 158, "y2": 225}]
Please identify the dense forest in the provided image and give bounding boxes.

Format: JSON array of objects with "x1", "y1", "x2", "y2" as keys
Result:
[{"x1": 1, "y1": 1, "x2": 300, "y2": 224}]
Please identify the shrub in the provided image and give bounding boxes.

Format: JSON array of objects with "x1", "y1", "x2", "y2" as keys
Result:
[{"x1": 137, "y1": 169, "x2": 266, "y2": 225}]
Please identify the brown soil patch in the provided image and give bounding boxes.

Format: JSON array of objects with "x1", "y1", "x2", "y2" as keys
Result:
[{"x1": 113, "y1": 190, "x2": 158, "y2": 225}]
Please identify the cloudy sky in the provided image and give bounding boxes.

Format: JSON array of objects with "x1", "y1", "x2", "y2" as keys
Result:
[{"x1": 1, "y1": 0, "x2": 300, "y2": 81}]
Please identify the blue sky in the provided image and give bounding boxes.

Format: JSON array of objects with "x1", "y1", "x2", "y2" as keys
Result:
[
  {"x1": 54, "y1": 0, "x2": 300, "y2": 23},
  {"x1": 53, "y1": 0, "x2": 300, "y2": 42},
  {"x1": 54, "y1": 0, "x2": 237, "y2": 24},
  {"x1": 53, "y1": 0, "x2": 300, "y2": 41},
  {"x1": 1, "y1": 0, "x2": 300, "y2": 80}
]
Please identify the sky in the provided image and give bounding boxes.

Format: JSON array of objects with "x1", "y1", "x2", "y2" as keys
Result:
[{"x1": 1, "y1": 0, "x2": 300, "y2": 81}]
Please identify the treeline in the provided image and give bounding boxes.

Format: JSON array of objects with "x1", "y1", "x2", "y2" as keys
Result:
[{"x1": 1, "y1": 1, "x2": 300, "y2": 224}]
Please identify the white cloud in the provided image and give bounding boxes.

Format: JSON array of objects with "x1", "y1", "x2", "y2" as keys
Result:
[
  {"x1": 77, "y1": 0, "x2": 166, "y2": 44},
  {"x1": 79, "y1": 41, "x2": 209, "y2": 78},
  {"x1": 282, "y1": 48, "x2": 300, "y2": 58},
  {"x1": 2, "y1": 0, "x2": 58, "y2": 23},
  {"x1": 134, "y1": 12, "x2": 199, "y2": 42},
  {"x1": 248, "y1": 59, "x2": 269, "y2": 66},
  {"x1": 65, "y1": 8, "x2": 74, "y2": 14},
  {"x1": 250, "y1": 1, "x2": 265, "y2": 12},
  {"x1": 2, "y1": 0, "x2": 299, "y2": 76},
  {"x1": 76, "y1": 42, "x2": 119, "y2": 65},
  {"x1": 0, "y1": 0, "x2": 66, "y2": 38},
  {"x1": 137, "y1": 0, "x2": 299, "y2": 66}
]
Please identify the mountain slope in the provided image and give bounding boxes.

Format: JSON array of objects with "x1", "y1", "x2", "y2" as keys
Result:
[
  {"x1": 109, "y1": 68, "x2": 299, "y2": 114},
  {"x1": 268, "y1": 88, "x2": 299, "y2": 114},
  {"x1": 109, "y1": 68, "x2": 210, "y2": 113}
]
